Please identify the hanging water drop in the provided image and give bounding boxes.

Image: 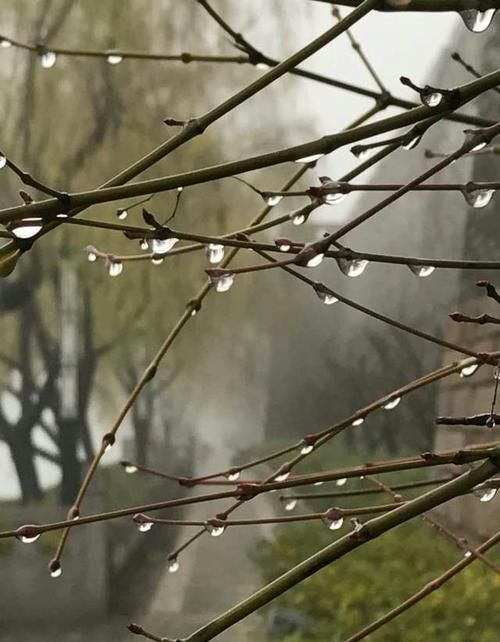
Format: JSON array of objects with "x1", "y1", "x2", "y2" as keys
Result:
[
  {"x1": 314, "y1": 481, "x2": 324, "y2": 487},
  {"x1": 87, "y1": 250, "x2": 97, "y2": 263},
  {"x1": 125, "y1": 464, "x2": 138, "y2": 474},
  {"x1": 473, "y1": 487, "x2": 497, "y2": 503},
  {"x1": 294, "y1": 153, "x2": 324, "y2": 164},
  {"x1": 316, "y1": 288, "x2": 338, "y2": 305},
  {"x1": 324, "y1": 191, "x2": 346, "y2": 205},
  {"x1": 336, "y1": 478, "x2": 347, "y2": 487},
  {"x1": 140, "y1": 239, "x2": 149, "y2": 251},
  {"x1": 11, "y1": 218, "x2": 43, "y2": 239},
  {"x1": 276, "y1": 240, "x2": 291, "y2": 252},
  {"x1": 464, "y1": 188, "x2": 495, "y2": 209},
  {"x1": 275, "y1": 472, "x2": 290, "y2": 482},
  {"x1": 0, "y1": 38, "x2": 12, "y2": 48},
  {"x1": 464, "y1": 550, "x2": 472, "y2": 559},
  {"x1": 423, "y1": 91, "x2": 443, "y2": 108},
  {"x1": 151, "y1": 237, "x2": 178, "y2": 254},
  {"x1": 16, "y1": 525, "x2": 41, "y2": 544},
  {"x1": 210, "y1": 271, "x2": 235, "y2": 293},
  {"x1": 292, "y1": 213, "x2": 306, "y2": 226},
  {"x1": 256, "y1": 62, "x2": 269, "y2": 70},
  {"x1": 108, "y1": 261, "x2": 123, "y2": 277},
  {"x1": 284, "y1": 499, "x2": 297, "y2": 512},
  {"x1": 459, "y1": 8, "x2": 496, "y2": 33},
  {"x1": 337, "y1": 258, "x2": 368, "y2": 278},
  {"x1": 409, "y1": 264, "x2": 435, "y2": 278},
  {"x1": 300, "y1": 444, "x2": 314, "y2": 455},
  {"x1": 206, "y1": 243, "x2": 225, "y2": 264},
  {"x1": 352, "y1": 417, "x2": 364, "y2": 426},
  {"x1": 460, "y1": 363, "x2": 479, "y2": 378},
  {"x1": 206, "y1": 523, "x2": 225, "y2": 537},
  {"x1": 0, "y1": 153, "x2": 6, "y2": 169},
  {"x1": 306, "y1": 253, "x2": 324, "y2": 268},
  {"x1": 168, "y1": 558, "x2": 180, "y2": 573},
  {"x1": 151, "y1": 257, "x2": 164, "y2": 265},
  {"x1": 40, "y1": 50, "x2": 57, "y2": 69},
  {"x1": 226, "y1": 471, "x2": 240, "y2": 482},
  {"x1": 383, "y1": 396, "x2": 401, "y2": 411},
  {"x1": 51, "y1": 566, "x2": 63, "y2": 579},
  {"x1": 323, "y1": 513, "x2": 344, "y2": 531},
  {"x1": 116, "y1": 208, "x2": 128, "y2": 220},
  {"x1": 107, "y1": 53, "x2": 123, "y2": 65},
  {"x1": 266, "y1": 194, "x2": 283, "y2": 207}
]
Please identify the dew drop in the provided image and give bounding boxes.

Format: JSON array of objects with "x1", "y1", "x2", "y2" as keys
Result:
[
  {"x1": 108, "y1": 261, "x2": 123, "y2": 277},
  {"x1": 138, "y1": 521, "x2": 154, "y2": 533},
  {"x1": 168, "y1": 558, "x2": 180, "y2": 573},
  {"x1": 423, "y1": 91, "x2": 443, "y2": 108},
  {"x1": 337, "y1": 258, "x2": 368, "y2": 278},
  {"x1": 266, "y1": 195, "x2": 283, "y2": 207},
  {"x1": 294, "y1": 153, "x2": 324, "y2": 164},
  {"x1": 0, "y1": 153, "x2": 6, "y2": 168},
  {"x1": 336, "y1": 478, "x2": 347, "y2": 487},
  {"x1": 116, "y1": 208, "x2": 128, "y2": 220},
  {"x1": 300, "y1": 444, "x2": 314, "y2": 455},
  {"x1": 275, "y1": 472, "x2": 290, "y2": 482},
  {"x1": 464, "y1": 550, "x2": 472, "y2": 558},
  {"x1": 459, "y1": 8, "x2": 496, "y2": 32},
  {"x1": 11, "y1": 218, "x2": 43, "y2": 239},
  {"x1": 324, "y1": 192, "x2": 346, "y2": 205},
  {"x1": 486, "y1": 416, "x2": 496, "y2": 428},
  {"x1": 125, "y1": 464, "x2": 138, "y2": 474},
  {"x1": 210, "y1": 271, "x2": 235, "y2": 293},
  {"x1": 16, "y1": 525, "x2": 41, "y2": 544},
  {"x1": 316, "y1": 288, "x2": 337, "y2": 305},
  {"x1": 0, "y1": 38, "x2": 12, "y2": 48},
  {"x1": 151, "y1": 237, "x2": 178, "y2": 254},
  {"x1": 474, "y1": 487, "x2": 497, "y2": 503},
  {"x1": 276, "y1": 240, "x2": 291, "y2": 252},
  {"x1": 409, "y1": 264, "x2": 435, "y2": 278},
  {"x1": 314, "y1": 481, "x2": 324, "y2": 487},
  {"x1": 352, "y1": 417, "x2": 364, "y2": 426},
  {"x1": 87, "y1": 250, "x2": 97, "y2": 263},
  {"x1": 51, "y1": 566, "x2": 62, "y2": 579},
  {"x1": 151, "y1": 257, "x2": 164, "y2": 265},
  {"x1": 140, "y1": 239, "x2": 149, "y2": 251},
  {"x1": 107, "y1": 53, "x2": 123, "y2": 65},
  {"x1": 383, "y1": 396, "x2": 401, "y2": 411},
  {"x1": 464, "y1": 188, "x2": 495, "y2": 209},
  {"x1": 56, "y1": 213, "x2": 68, "y2": 219},
  {"x1": 206, "y1": 243, "x2": 225, "y2": 264},
  {"x1": 226, "y1": 471, "x2": 240, "y2": 482},
  {"x1": 206, "y1": 523, "x2": 225, "y2": 537},
  {"x1": 292, "y1": 213, "x2": 306, "y2": 226},
  {"x1": 460, "y1": 363, "x2": 479, "y2": 378},
  {"x1": 284, "y1": 499, "x2": 297, "y2": 511},
  {"x1": 256, "y1": 62, "x2": 269, "y2": 70},
  {"x1": 323, "y1": 514, "x2": 344, "y2": 531},
  {"x1": 40, "y1": 50, "x2": 57, "y2": 69},
  {"x1": 306, "y1": 253, "x2": 324, "y2": 268}
]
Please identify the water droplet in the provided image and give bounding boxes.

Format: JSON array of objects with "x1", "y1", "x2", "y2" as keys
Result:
[
  {"x1": 294, "y1": 153, "x2": 324, "y2": 164},
  {"x1": 151, "y1": 237, "x2": 178, "y2": 254},
  {"x1": 206, "y1": 523, "x2": 225, "y2": 537},
  {"x1": 139, "y1": 521, "x2": 154, "y2": 533},
  {"x1": 116, "y1": 208, "x2": 127, "y2": 220},
  {"x1": 40, "y1": 50, "x2": 57, "y2": 68},
  {"x1": 284, "y1": 499, "x2": 297, "y2": 511},
  {"x1": 486, "y1": 416, "x2": 496, "y2": 428},
  {"x1": 474, "y1": 487, "x2": 497, "y2": 503},
  {"x1": 464, "y1": 550, "x2": 472, "y2": 558},
  {"x1": 51, "y1": 566, "x2": 63, "y2": 579},
  {"x1": 140, "y1": 239, "x2": 149, "y2": 250},
  {"x1": 336, "y1": 478, "x2": 347, "y2": 487},
  {"x1": 168, "y1": 558, "x2": 180, "y2": 573},
  {"x1": 459, "y1": 8, "x2": 496, "y2": 32},
  {"x1": 108, "y1": 261, "x2": 123, "y2": 277},
  {"x1": 383, "y1": 396, "x2": 401, "y2": 411},
  {"x1": 352, "y1": 417, "x2": 364, "y2": 426},
  {"x1": 0, "y1": 154, "x2": 6, "y2": 168},
  {"x1": 409, "y1": 264, "x2": 435, "y2": 278},
  {"x1": 275, "y1": 472, "x2": 290, "y2": 482},
  {"x1": 256, "y1": 62, "x2": 269, "y2": 70},
  {"x1": 324, "y1": 192, "x2": 346, "y2": 205},
  {"x1": 125, "y1": 464, "x2": 138, "y2": 474},
  {"x1": 266, "y1": 195, "x2": 283, "y2": 207},
  {"x1": 337, "y1": 258, "x2": 368, "y2": 278},
  {"x1": 210, "y1": 271, "x2": 235, "y2": 293},
  {"x1": 11, "y1": 218, "x2": 43, "y2": 239},
  {"x1": 206, "y1": 243, "x2": 225, "y2": 264},
  {"x1": 0, "y1": 38, "x2": 12, "y2": 48},
  {"x1": 107, "y1": 53, "x2": 123, "y2": 65},
  {"x1": 152, "y1": 257, "x2": 164, "y2": 265},
  {"x1": 402, "y1": 135, "x2": 422, "y2": 151},
  {"x1": 464, "y1": 188, "x2": 495, "y2": 209},
  {"x1": 104, "y1": 443, "x2": 113, "y2": 453},
  {"x1": 306, "y1": 253, "x2": 324, "y2": 268},
  {"x1": 16, "y1": 525, "x2": 41, "y2": 544},
  {"x1": 316, "y1": 288, "x2": 338, "y2": 305},
  {"x1": 314, "y1": 481, "x2": 324, "y2": 487},
  {"x1": 292, "y1": 213, "x2": 306, "y2": 226},
  {"x1": 300, "y1": 444, "x2": 314, "y2": 455},
  {"x1": 87, "y1": 250, "x2": 97, "y2": 262},
  {"x1": 56, "y1": 213, "x2": 68, "y2": 219},
  {"x1": 226, "y1": 471, "x2": 240, "y2": 482},
  {"x1": 276, "y1": 240, "x2": 291, "y2": 252},
  {"x1": 460, "y1": 363, "x2": 479, "y2": 378},
  {"x1": 323, "y1": 513, "x2": 344, "y2": 531},
  {"x1": 423, "y1": 91, "x2": 443, "y2": 108}
]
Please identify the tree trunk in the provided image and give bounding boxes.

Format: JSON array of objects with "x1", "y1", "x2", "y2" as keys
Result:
[
  {"x1": 58, "y1": 417, "x2": 81, "y2": 505},
  {"x1": 9, "y1": 431, "x2": 42, "y2": 504}
]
